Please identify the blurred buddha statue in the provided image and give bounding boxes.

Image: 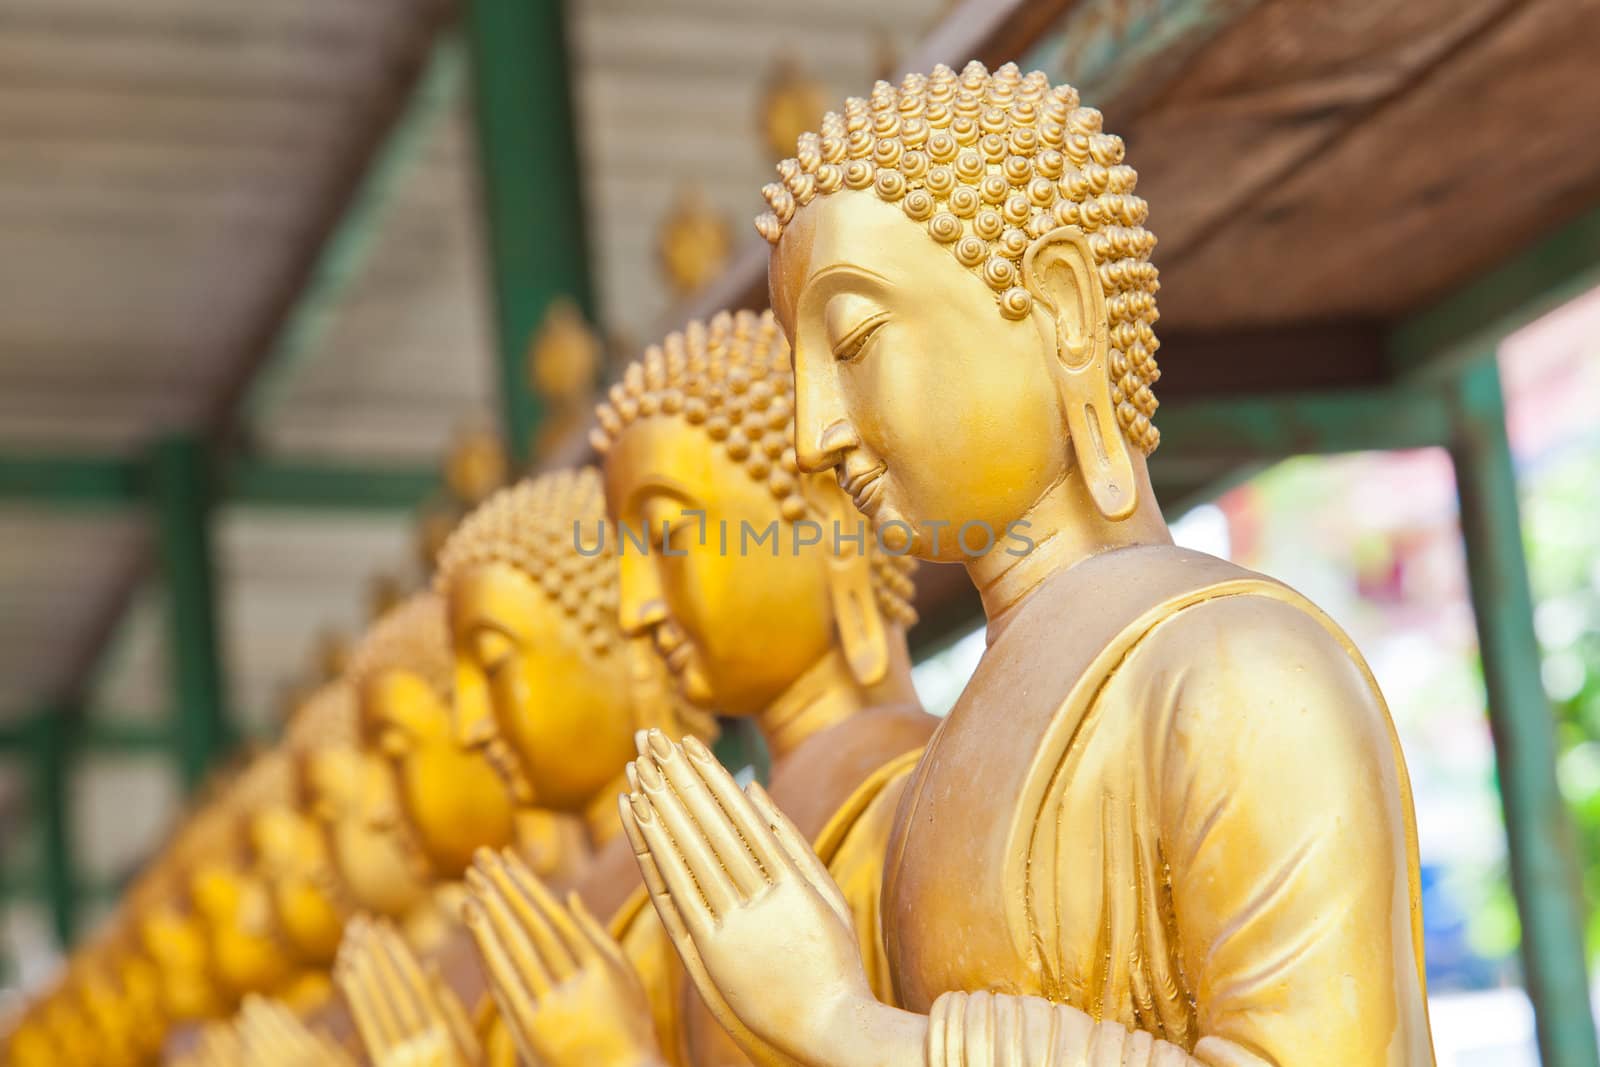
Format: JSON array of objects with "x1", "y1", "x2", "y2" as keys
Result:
[
  {"x1": 37, "y1": 982, "x2": 99, "y2": 1064},
  {"x1": 456, "y1": 313, "x2": 936, "y2": 1067},
  {"x1": 187, "y1": 752, "x2": 332, "y2": 1009},
  {"x1": 623, "y1": 62, "x2": 1436, "y2": 1067},
  {"x1": 347, "y1": 589, "x2": 579, "y2": 884},
  {"x1": 3, "y1": 1011, "x2": 56, "y2": 1067},
  {"x1": 246, "y1": 787, "x2": 350, "y2": 970},
  {"x1": 72, "y1": 935, "x2": 166, "y2": 1067},
  {"x1": 436, "y1": 467, "x2": 709, "y2": 904},
  {"x1": 128, "y1": 812, "x2": 230, "y2": 1026},
  {"x1": 288, "y1": 680, "x2": 437, "y2": 939},
  {"x1": 427, "y1": 467, "x2": 711, "y2": 1063}
]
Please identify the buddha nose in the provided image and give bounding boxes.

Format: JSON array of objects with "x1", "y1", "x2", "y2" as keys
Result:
[
  {"x1": 617, "y1": 550, "x2": 667, "y2": 637},
  {"x1": 794, "y1": 358, "x2": 856, "y2": 474},
  {"x1": 451, "y1": 666, "x2": 496, "y2": 749}
]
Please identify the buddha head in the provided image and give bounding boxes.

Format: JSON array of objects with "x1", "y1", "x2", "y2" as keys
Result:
[
  {"x1": 183, "y1": 757, "x2": 298, "y2": 1000},
  {"x1": 595, "y1": 310, "x2": 919, "y2": 720},
  {"x1": 347, "y1": 591, "x2": 517, "y2": 876},
  {"x1": 128, "y1": 858, "x2": 225, "y2": 1023},
  {"x1": 289, "y1": 680, "x2": 431, "y2": 919},
  {"x1": 758, "y1": 61, "x2": 1163, "y2": 558},
  {"x1": 436, "y1": 468, "x2": 713, "y2": 824},
  {"x1": 4, "y1": 1014, "x2": 56, "y2": 1067},
  {"x1": 38, "y1": 993, "x2": 97, "y2": 1064},
  {"x1": 247, "y1": 800, "x2": 347, "y2": 965},
  {"x1": 110, "y1": 946, "x2": 168, "y2": 1056}
]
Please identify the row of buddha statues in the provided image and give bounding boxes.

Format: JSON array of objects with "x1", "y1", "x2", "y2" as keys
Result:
[{"x1": 5, "y1": 61, "x2": 1437, "y2": 1066}]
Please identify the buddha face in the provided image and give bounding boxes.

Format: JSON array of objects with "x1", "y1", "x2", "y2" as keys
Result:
[
  {"x1": 137, "y1": 905, "x2": 222, "y2": 1021},
  {"x1": 773, "y1": 191, "x2": 1071, "y2": 560},
  {"x1": 249, "y1": 805, "x2": 346, "y2": 963},
  {"x1": 77, "y1": 969, "x2": 142, "y2": 1067},
  {"x1": 304, "y1": 745, "x2": 430, "y2": 918},
  {"x1": 604, "y1": 414, "x2": 835, "y2": 714},
  {"x1": 188, "y1": 858, "x2": 292, "y2": 996},
  {"x1": 6, "y1": 1019, "x2": 55, "y2": 1067},
  {"x1": 41, "y1": 997, "x2": 97, "y2": 1064},
  {"x1": 447, "y1": 562, "x2": 637, "y2": 812},
  {"x1": 113, "y1": 951, "x2": 168, "y2": 1054},
  {"x1": 358, "y1": 666, "x2": 516, "y2": 874}
]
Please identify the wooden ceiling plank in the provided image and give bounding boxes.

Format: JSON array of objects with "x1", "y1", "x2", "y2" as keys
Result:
[{"x1": 1153, "y1": 0, "x2": 1600, "y2": 331}]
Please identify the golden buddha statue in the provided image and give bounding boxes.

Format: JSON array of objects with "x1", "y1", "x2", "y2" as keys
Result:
[
  {"x1": 72, "y1": 943, "x2": 164, "y2": 1067},
  {"x1": 189, "y1": 751, "x2": 331, "y2": 1008},
  {"x1": 453, "y1": 313, "x2": 935, "y2": 1067},
  {"x1": 347, "y1": 590, "x2": 524, "y2": 879},
  {"x1": 247, "y1": 795, "x2": 349, "y2": 969},
  {"x1": 290, "y1": 679, "x2": 435, "y2": 931},
  {"x1": 128, "y1": 815, "x2": 232, "y2": 1027},
  {"x1": 3, "y1": 1012, "x2": 56, "y2": 1067},
  {"x1": 622, "y1": 61, "x2": 1436, "y2": 1066},
  {"x1": 435, "y1": 467, "x2": 707, "y2": 901}
]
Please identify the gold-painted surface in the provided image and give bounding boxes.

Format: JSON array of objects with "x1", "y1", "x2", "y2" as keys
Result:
[
  {"x1": 3, "y1": 1015, "x2": 57, "y2": 1067},
  {"x1": 445, "y1": 422, "x2": 510, "y2": 507},
  {"x1": 334, "y1": 916, "x2": 482, "y2": 1067},
  {"x1": 529, "y1": 296, "x2": 601, "y2": 407},
  {"x1": 618, "y1": 60, "x2": 1436, "y2": 1067},
  {"x1": 248, "y1": 804, "x2": 349, "y2": 966},
  {"x1": 235, "y1": 994, "x2": 355, "y2": 1067},
  {"x1": 463, "y1": 848, "x2": 661, "y2": 1067},
  {"x1": 759, "y1": 56, "x2": 827, "y2": 163},
  {"x1": 657, "y1": 186, "x2": 731, "y2": 296},
  {"x1": 459, "y1": 309, "x2": 932, "y2": 1067},
  {"x1": 436, "y1": 468, "x2": 709, "y2": 841},
  {"x1": 350, "y1": 591, "x2": 520, "y2": 879}
]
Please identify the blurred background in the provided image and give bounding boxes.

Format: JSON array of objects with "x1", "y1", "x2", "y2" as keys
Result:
[{"x1": 0, "y1": 0, "x2": 1597, "y2": 1063}]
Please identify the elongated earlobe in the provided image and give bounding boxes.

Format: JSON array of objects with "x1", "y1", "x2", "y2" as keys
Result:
[
  {"x1": 1022, "y1": 227, "x2": 1138, "y2": 521},
  {"x1": 814, "y1": 477, "x2": 888, "y2": 687}
]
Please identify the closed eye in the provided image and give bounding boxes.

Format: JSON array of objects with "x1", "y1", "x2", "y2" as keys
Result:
[{"x1": 832, "y1": 312, "x2": 889, "y2": 363}]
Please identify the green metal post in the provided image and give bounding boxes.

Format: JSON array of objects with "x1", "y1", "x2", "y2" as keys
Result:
[
  {"x1": 1449, "y1": 357, "x2": 1598, "y2": 1067},
  {"x1": 150, "y1": 435, "x2": 233, "y2": 790},
  {"x1": 30, "y1": 710, "x2": 76, "y2": 949},
  {"x1": 465, "y1": 0, "x2": 596, "y2": 465}
]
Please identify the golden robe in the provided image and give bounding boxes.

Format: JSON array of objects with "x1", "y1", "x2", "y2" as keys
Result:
[{"x1": 883, "y1": 546, "x2": 1435, "y2": 1065}]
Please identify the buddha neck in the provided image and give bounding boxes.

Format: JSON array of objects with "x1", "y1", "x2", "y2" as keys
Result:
[
  {"x1": 969, "y1": 457, "x2": 1171, "y2": 635},
  {"x1": 755, "y1": 644, "x2": 898, "y2": 761}
]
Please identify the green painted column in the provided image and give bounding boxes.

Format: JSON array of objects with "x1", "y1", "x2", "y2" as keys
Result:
[
  {"x1": 1449, "y1": 357, "x2": 1598, "y2": 1067},
  {"x1": 465, "y1": 0, "x2": 596, "y2": 465},
  {"x1": 150, "y1": 435, "x2": 233, "y2": 790},
  {"x1": 30, "y1": 710, "x2": 76, "y2": 949}
]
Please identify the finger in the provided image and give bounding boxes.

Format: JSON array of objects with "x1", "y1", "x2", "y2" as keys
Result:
[
  {"x1": 499, "y1": 847, "x2": 595, "y2": 965},
  {"x1": 465, "y1": 864, "x2": 554, "y2": 998},
  {"x1": 651, "y1": 731, "x2": 771, "y2": 901},
  {"x1": 341, "y1": 930, "x2": 406, "y2": 1053},
  {"x1": 374, "y1": 918, "x2": 440, "y2": 1028},
  {"x1": 463, "y1": 897, "x2": 542, "y2": 1062},
  {"x1": 635, "y1": 750, "x2": 740, "y2": 917},
  {"x1": 257, "y1": 997, "x2": 301, "y2": 1053},
  {"x1": 481, "y1": 849, "x2": 579, "y2": 979},
  {"x1": 619, "y1": 791, "x2": 690, "y2": 947},
  {"x1": 621, "y1": 798, "x2": 771, "y2": 1065},
  {"x1": 568, "y1": 891, "x2": 631, "y2": 975},
  {"x1": 239, "y1": 997, "x2": 287, "y2": 1059},
  {"x1": 625, "y1": 789, "x2": 717, "y2": 945},
  {"x1": 683, "y1": 734, "x2": 788, "y2": 878},
  {"x1": 746, "y1": 779, "x2": 853, "y2": 926},
  {"x1": 368, "y1": 922, "x2": 431, "y2": 1037}
]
